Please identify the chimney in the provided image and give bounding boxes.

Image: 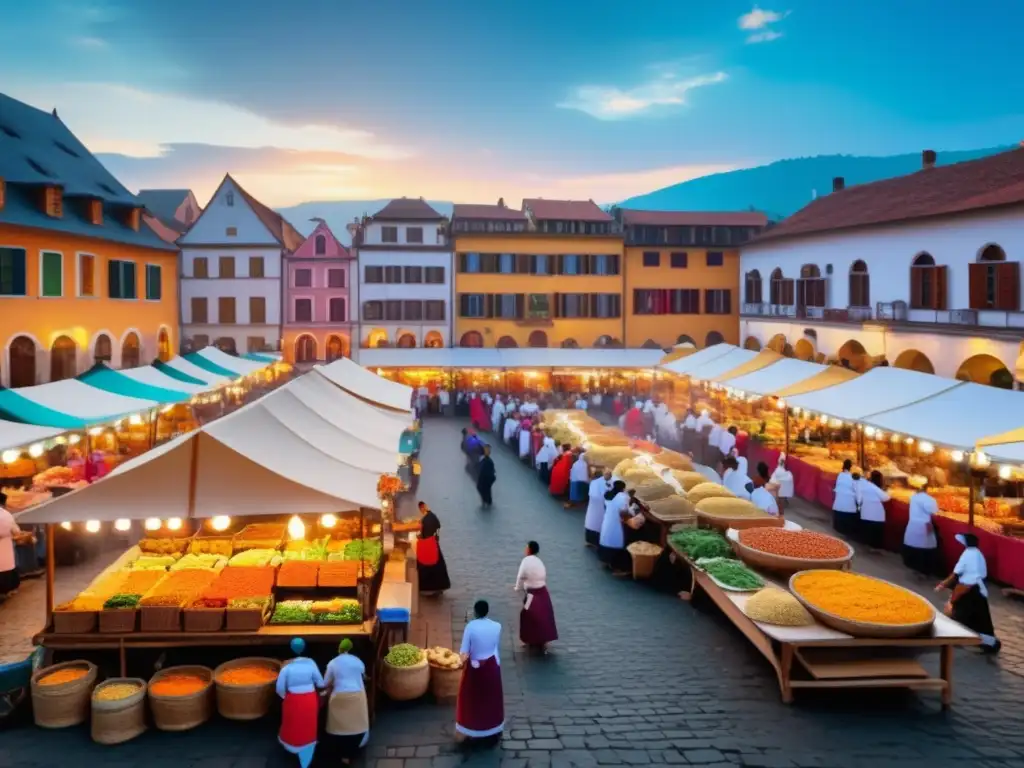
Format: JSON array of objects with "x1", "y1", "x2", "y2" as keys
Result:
[
  {"x1": 832, "y1": 177, "x2": 845, "y2": 193},
  {"x1": 922, "y1": 149, "x2": 936, "y2": 170},
  {"x1": 497, "y1": 197, "x2": 505, "y2": 208}
]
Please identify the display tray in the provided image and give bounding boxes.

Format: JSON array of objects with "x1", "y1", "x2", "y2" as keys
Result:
[
  {"x1": 730, "y1": 533, "x2": 853, "y2": 574},
  {"x1": 267, "y1": 593, "x2": 365, "y2": 627},
  {"x1": 703, "y1": 571, "x2": 763, "y2": 593}
]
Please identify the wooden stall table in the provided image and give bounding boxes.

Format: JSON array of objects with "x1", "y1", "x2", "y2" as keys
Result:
[{"x1": 667, "y1": 542, "x2": 979, "y2": 707}]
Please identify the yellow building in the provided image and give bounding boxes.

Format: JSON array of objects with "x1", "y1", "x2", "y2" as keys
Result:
[
  {"x1": 451, "y1": 199, "x2": 625, "y2": 348},
  {"x1": 617, "y1": 209, "x2": 769, "y2": 349},
  {"x1": 0, "y1": 94, "x2": 179, "y2": 388}
]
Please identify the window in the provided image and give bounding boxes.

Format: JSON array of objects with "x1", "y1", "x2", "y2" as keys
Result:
[
  {"x1": 459, "y1": 293, "x2": 487, "y2": 318},
  {"x1": 249, "y1": 256, "x2": 265, "y2": 278},
  {"x1": 382, "y1": 226, "x2": 398, "y2": 243},
  {"x1": 460, "y1": 253, "x2": 482, "y2": 273},
  {"x1": 225, "y1": 191, "x2": 234, "y2": 207},
  {"x1": 494, "y1": 294, "x2": 519, "y2": 319},
  {"x1": 329, "y1": 297, "x2": 346, "y2": 322},
  {"x1": 769, "y1": 269, "x2": 795, "y2": 306},
  {"x1": 911, "y1": 253, "x2": 947, "y2": 310},
  {"x1": 78, "y1": 253, "x2": 95, "y2": 296},
  {"x1": 193, "y1": 257, "x2": 209, "y2": 278},
  {"x1": 642, "y1": 251, "x2": 660, "y2": 267},
  {"x1": 849, "y1": 260, "x2": 870, "y2": 307},
  {"x1": 384, "y1": 300, "x2": 402, "y2": 321},
  {"x1": 384, "y1": 266, "x2": 402, "y2": 283},
  {"x1": 530, "y1": 254, "x2": 550, "y2": 276},
  {"x1": 294, "y1": 268, "x2": 312, "y2": 288},
  {"x1": 527, "y1": 293, "x2": 551, "y2": 319},
  {"x1": 314, "y1": 234, "x2": 326, "y2": 255},
  {"x1": 108, "y1": 260, "x2": 137, "y2": 299},
  {"x1": 404, "y1": 266, "x2": 423, "y2": 283},
  {"x1": 191, "y1": 297, "x2": 208, "y2": 323},
  {"x1": 249, "y1": 296, "x2": 266, "y2": 324},
  {"x1": 425, "y1": 300, "x2": 446, "y2": 321},
  {"x1": 498, "y1": 253, "x2": 515, "y2": 274},
  {"x1": 363, "y1": 301, "x2": 383, "y2": 321},
  {"x1": 294, "y1": 298, "x2": 312, "y2": 323},
  {"x1": 969, "y1": 244, "x2": 1017, "y2": 310},
  {"x1": 145, "y1": 264, "x2": 162, "y2": 300},
  {"x1": 632, "y1": 289, "x2": 699, "y2": 315},
  {"x1": 706, "y1": 251, "x2": 724, "y2": 267},
  {"x1": 556, "y1": 293, "x2": 587, "y2": 318},
  {"x1": 403, "y1": 300, "x2": 423, "y2": 321},
  {"x1": 218, "y1": 297, "x2": 236, "y2": 324},
  {"x1": 328, "y1": 269, "x2": 345, "y2": 288},
  {"x1": 247, "y1": 337, "x2": 266, "y2": 353},
  {"x1": 40, "y1": 251, "x2": 62, "y2": 297},
  {"x1": 226, "y1": 227, "x2": 237, "y2": 236},
  {"x1": 670, "y1": 252, "x2": 688, "y2": 269},
  {"x1": 590, "y1": 254, "x2": 619, "y2": 275},
  {"x1": 744, "y1": 270, "x2": 763, "y2": 304},
  {"x1": 218, "y1": 256, "x2": 235, "y2": 278},
  {"x1": 670, "y1": 289, "x2": 700, "y2": 314},
  {"x1": 191, "y1": 334, "x2": 210, "y2": 350},
  {"x1": 705, "y1": 289, "x2": 732, "y2": 315},
  {"x1": 406, "y1": 227, "x2": 423, "y2": 244},
  {"x1": 559, "y1": 254, "x2": 582, "y2": 275},
  {"x1": 591, "y1": 293, "x2": 621, "y2": 318},
  {"x1": 425, "y1": 266, "x2": 445, "y2": 283},
  {"x1": 364, "y1": 266, "x2": 383, "y2": 283}
]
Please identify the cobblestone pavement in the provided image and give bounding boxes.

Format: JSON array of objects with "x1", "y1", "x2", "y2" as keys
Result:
[{"x1": 5, "y1": 417, "x2": 1024, "y2": 768}]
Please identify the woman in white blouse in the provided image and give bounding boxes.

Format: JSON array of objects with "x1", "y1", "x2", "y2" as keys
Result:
[
  {"x1": 598, "y1": 481, "x2": 631, "y2": 575},
  {"x1": 936, "y1": 533, "x2": 1001, "y2": 653},
  {"x1": 902, "y1": 477, "x2": 939, "y2": 576},
  {"x1": 857, "y1": 470, "x2": 890, "y2": 550},
  {"x1": 456, "y1": 600, "x2": 504, "y2": 743},
  {"x1": 768, "y1": 454, "x2": 794, "y2": 516},
  {"x1": 831, "y1": 459, "x2": 858, "y2": 536},
  {"x1": 515, "y1": 540, "x2": 558, "y2": 652}
]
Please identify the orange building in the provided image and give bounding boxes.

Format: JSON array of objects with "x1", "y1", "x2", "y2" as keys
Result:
[
  {"x1": 0, "y1": 94, "x2": 179, "y2": 388},
  {"x1": 617, "y1": 209, "x2": 768, "y2": 349},
  {"x1": 451, "y1": 199, "x2": 625, "y2": 349}
]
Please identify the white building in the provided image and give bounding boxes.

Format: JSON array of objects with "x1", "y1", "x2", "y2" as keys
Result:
[
  {"x1": 177, "y1": 175, "x2": 304, "y2": 354},
  {"x1": 351, "y1": 198, "x2": 451, "y2": 350},
  {"x1": 739, "y1": 148, "x2": 1024, "y2": 387}
]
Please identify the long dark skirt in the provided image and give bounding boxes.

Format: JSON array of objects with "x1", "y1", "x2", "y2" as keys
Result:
[
  {"x1": 520, "y1": 586, "x2": 558, "y2": 647},
  {"x1": 0, "y1": 568, "x2": 20, "y2": 595},
  {"x1": 318, "y1": 733, "x2": 367, "y2": 764},
  {"x1": 456, "y1": 656, "x2": 504, "y2": 738},
  {"x1": 598, "y1": 544, "x2": 631, "y2": 572},
  {"x1": 650, "y1": 545, "x2": 692, "y2": 594},
  {"x1": 951, "y1": 584, "x2": 996, "y2": 636},
  {"x1": 584, "y1": 529, "x2": 600, "y2": 547},
  {"x1": 538, "y1": 463, "x2": 551, "y2": 484},
  {"x1": 902, "y1": 544, "x2": 940, "y2": 577},
  {"x1": 859, "y1": 519, "x2": 885, "y2": 549},
  {"x1": 418, "y1": 547, "x2": 451, "y2": 593},
  {"x1": 832, "y1": 510, "x2": 859, "y2": 537}
]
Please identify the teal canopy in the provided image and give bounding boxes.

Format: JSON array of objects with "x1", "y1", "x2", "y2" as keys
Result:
[
  {"x1": 153, "y1": 359, "x2": 208, "y2": 386},
  {"x1": 0, "y1": 390, "x2": 90, "y2": 429},
  {"x1": 243, "y1": 352, "x2": 276, "y2": 363},
  {"x1": 78, "y1": 364, "x2": 191, "y2": 403},
  {"x1": 183, "y1": 352, "x2": 240, "y2": 380},
  {"x1": 399, "y1": 428, "x2": 420, "y2": 455}
]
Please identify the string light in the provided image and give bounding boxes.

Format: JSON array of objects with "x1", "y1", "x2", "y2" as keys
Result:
[
  {"x1": 287, "y1": 515, "x2": 306, "y2": 541},
  {"x1": 918, "y1": 441, "x2": 934, "y2": 454},
  {"x1": 210, "y1": 516, "x2": 231, "y2": 532},
  {"x1": 28, "y1": 443, "x2": 44, "y2": 458},
  {"x1": 144, "y1": 518, "x2": 162, "y2": 531},
  {"x1": 114, "y1": 519, "x2": 131, "y2": 532},
  {"x1": 320, "y1": 513, "x2": 338, "y2": 529},
  {"x1": 951, "y1": 450, "x2": 965, "y2": 463},
  {"x1": 1, "y1": 450, "x2": 19, "y2": 464},
  {"x1": 68, "y1": 434, "x2": 81, "y2": 445},
  {"x1": 166, "y1": 517, "x2": 183, "y2": 531},
  {"x1": 60, "y1": 521, "x2": 72, "y2": 531},
  {"x1": 998, "y1": 465, "x2": 1012, "y2": 480},
  {"x1": 88, "y1": 427, "x2": 103, "y2": 437},
  {"x1": 85, "y1": 520, "x2": 101, "y2": 534}
]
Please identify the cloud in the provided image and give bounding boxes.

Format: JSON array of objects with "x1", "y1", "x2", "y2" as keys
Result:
[
  {"x1": 738, "y1": 6, "x2": 788, "y2": 43},
  {"x1": 746, "y1": 31, "x2": 783, "y2": 43},
  {"x1": 72, "y1": 36, "x2": 107, "y2": 49},
  {"x1": 558, "y1": 71, "x2": 727, "y2": 120}
]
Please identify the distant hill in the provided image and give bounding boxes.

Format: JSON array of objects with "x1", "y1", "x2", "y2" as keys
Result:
[
  {"x1": 277, "y1": 199, "x2": 453, "y2": 243},
  {"x1": 616, "y1": 146, "x2": 1011, "y2": 220}
]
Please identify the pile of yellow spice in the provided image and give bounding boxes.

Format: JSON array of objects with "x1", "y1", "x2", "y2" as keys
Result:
[{"x1": 791, "y1": 571, "x2": 933, "y2": 625}]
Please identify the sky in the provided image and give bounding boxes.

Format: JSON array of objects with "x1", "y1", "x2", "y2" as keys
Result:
[{"x1": 1, "y1": 0, "x2": 1022, "y2": 208}]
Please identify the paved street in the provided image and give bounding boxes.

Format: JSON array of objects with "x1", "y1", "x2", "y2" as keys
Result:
[{"x1": 4, "y1": 417, "x2": 1024, "y2": 768}]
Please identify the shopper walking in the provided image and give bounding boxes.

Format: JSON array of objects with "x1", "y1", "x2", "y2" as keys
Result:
[
  {"x1": 515, "y1": 540, "x2": 558, "y2": 652},
  {"x1": 477, "y1": 445, "x2": 496, "y2": 507}
]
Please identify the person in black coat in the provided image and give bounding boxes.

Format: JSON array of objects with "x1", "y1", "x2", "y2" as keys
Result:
[{"x1": 477, "y1": 445, "x2": 497, "y2": 508}]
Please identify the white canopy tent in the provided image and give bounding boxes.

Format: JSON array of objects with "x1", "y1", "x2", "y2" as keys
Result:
[
  {"x1": 720, "y1": 358, "x2": 830, "y2": 397},
  {"x1": 0, "y1": 420, "x2": 64, "y2": 454},
  {"x1": 683, "y1": 347, "x2": 760, "y2": 382},
  {"x1": 787, "y1": 367, "x2": 962, "y2": 421},
  {"x1": 497, "y1": 348, "x2": 665, "y2": 369},
  {"x1": 5, "y1": 379, "x2": 156, "y2": 421},
  {"x1": 317, "y1": 357, "x2": 414, "y2": 413},
  {"x1": 196, "y1": 346, "x2": 267, "y2": 376},
  {"x1": 287, "y1": 374, "x2": 410, "y2": 452},
  {"x1": 660, "y1": 344, "x2": 737, "y2": 375},
  {"x1": 162, "y1": 356, "x2": 231, "y2": 386},
  {"x1": 119, "y1": 365, "x2": 212, "y2": 395}
]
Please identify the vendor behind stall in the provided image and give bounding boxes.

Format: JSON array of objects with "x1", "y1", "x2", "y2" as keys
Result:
[{"x1": 937, "y1": 533, "x2": 1001, "y2": 654}]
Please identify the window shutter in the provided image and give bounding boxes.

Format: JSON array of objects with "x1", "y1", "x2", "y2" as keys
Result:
[
  {"x1": 458, "y1": 293, "x2": 467, "y2": 317},
  {"x1": 485, "y1": 294, "x2": 494, "y2": 318},
  {"x1": 996, "y1": 262, "x2": 1020, "y2": 311},
  {"x1": 581, "y1": 294, "x2": 591, "y2": 317},
  {"x1": 108, "y1": 260, "x2": 119, "y2": 298},
  {"x1": 612, "y1": 254, "x2": 620, "y2": 275},
  {"x1": 968, "y1": 263, "x2": 988, "y2": 309},
  {"x1": 458, "y1": 253, "x2": 467, "y2": 272},
  {"x1": 724, "y1": 290, "x2": 732, "y2": 315},
  {"x1": 515, "y1": 294, "x2": 525, "y2": 319},
  {"x1": 553, "y1": 292, "x2": 561, "y2": 318},
  {"x1": 933, "y1": 265, "x2": 948, "y2": 310},
  {"x1": 909, "y1": 268, "x2": 923, "y2": 308}
]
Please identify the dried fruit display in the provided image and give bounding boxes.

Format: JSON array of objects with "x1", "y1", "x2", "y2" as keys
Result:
[
  {"x1": 739, "y1": 529, "x2": 850, "y2": 560},
  {"x1": 202, "y1": 566, "x2": 276, "y2": 602},
  {"x1": 277, "y1": 561, "x2": 319, "y2": 588},
  {"x1": 318, "y1": 561, "x2": 360, "y2": 588}
]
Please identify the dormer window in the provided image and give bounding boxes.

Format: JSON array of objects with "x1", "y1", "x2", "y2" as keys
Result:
[
  {"x1": 42, "y1": 186, "x2": 62, "y2": 219},
  {"x1": 226, "y1": 227, "x2": 237, "y2": 237},
  {"x1": 88, "y1": 199, "x2": 103, "y2": 226},
  {"x1": 121, "y1": 206, "x2": 140, "y2": 231},
  {"x1": 226, "y1": 191, "x2": 235, "y2": 207}
]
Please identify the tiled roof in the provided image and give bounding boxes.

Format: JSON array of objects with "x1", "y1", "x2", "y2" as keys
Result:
[
  {"x1": 137, "y1": 189, "x2": 190, "y2": 223},
  {"x1": 372, "y1": 198, "x2": 445, "y2": 221},
  {"x1": 452, "y1": 203, "x2": 528, "y2": 221},
  {"x1": 0, "y1": 93, "x2": 137, "y2": 205},
  {"x1": 753, "y1": 147, "x2": 1024, "y2": 244},
  {"x1": 522, "y1": 198, "x2": 612, "y2": 222},
  {"x1": 229, "y1": 175, "x2": 305, "y2": 252},
  {"x1": 620, "y1": 209, "x2": 768, "y2": 227}
]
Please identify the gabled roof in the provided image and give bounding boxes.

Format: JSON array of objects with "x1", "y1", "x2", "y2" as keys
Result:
[
  {"x1": 229, "y1": 175, "x2": 305, "y2": 251},
  {"x1": 522, "y1": 198, "x2": 612, "y2": 222},
  {"x1": 371, "y1": 198, "x2": 445, "y2": 221},
  {"x1": 290, "y1": 219, "x2": 350, "y2": 259},
  {"x1": 137, "y1": 189, "x2": 191, "y2": 223},
  {"x1": 752, "y1": 147, "x2": 1024, "y2": 245},
  {"x1": 452, "y1": 203, "x2": 528, "y2": 221},
  {"x1": 620, "y1": 209, "x2": 768, "y2": 227}
]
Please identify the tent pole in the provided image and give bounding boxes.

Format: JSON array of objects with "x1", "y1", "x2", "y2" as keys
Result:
[
  {"x1": 186, "y1": 435, "x2": 200, "y2": 519},
  {"x1": 45, "y1": 523, "x2": 55, "y2": 620},
  {"x1": 968, "y1": 475, "x2": 976, "y2": 530},
  {"x1": 784, "y1": 408, "x2": 790, "y2": 454},
  {"x1": 858, "y1": 426, "x2": 866, "y2": 470}
]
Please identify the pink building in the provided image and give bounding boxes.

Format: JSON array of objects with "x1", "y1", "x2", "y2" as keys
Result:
[{"x1": 283, "y1": 220, "x2": 354, "y2": 363}]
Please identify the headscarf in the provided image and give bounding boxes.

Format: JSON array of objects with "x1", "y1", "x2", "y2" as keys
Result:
[
  {"x1": 338, "y1": 638, "x2": 353, "y2": 654},
  {"x1": 290, "y1": 637, "x2": 306, "y2": 655}
]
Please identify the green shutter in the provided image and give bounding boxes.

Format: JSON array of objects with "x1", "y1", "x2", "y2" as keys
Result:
[
  {"x1": 41, "y1": 252, "x2": 63, "y2": 297},
  {"x1": 0, "y1": 248, "x2": 27, "y2": 296},
  {"x1": 146, "y1": 265, "x2": 162, "y2": 300},
  {"x1": 108, "y1": 260, "x2": 120, "y2": 298},
  {"x1": 124, "y1": 261, "x2": 137, "y2": 299}
]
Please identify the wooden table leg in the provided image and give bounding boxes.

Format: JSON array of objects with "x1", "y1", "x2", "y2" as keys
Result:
[
  {"x1": 779, "y1": 644, "x2": 794, "y2": 704},
  {"x1": 940, "y1": 644, "x2": 953, "y2": 709},
  {"x1": 119, "y1": 639, "x2": 126, "y2": 677}
]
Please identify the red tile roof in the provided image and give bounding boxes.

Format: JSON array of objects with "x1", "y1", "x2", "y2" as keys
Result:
[
  {"x1": 372, "y1": 198, "x2": 445, "y2": 221},
  {"x1": 523, "y1": 198, "x2": 612, "y2": 222},
  {"x1": 752, "y1": 148, "x2": 1024, "y2": 245},
  {"x1": 228, "y1": 174, "x2": 305, "y2": 252},
  {"x1": 620, "y1": 209, "x2": 768, "y2": 227},
  {"x1": 452, "y1": 203, "x2": 527, "y2": 221}
]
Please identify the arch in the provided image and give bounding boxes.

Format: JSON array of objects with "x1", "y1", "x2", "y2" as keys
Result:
[
  {"x1": 50, "y1": 335, "x2": 77, "y2": 382},
  {"x1": 978, "y1": 243, "x2": 1006, "y2": 262},
  {"x1": 214, "y1": 337, "x2": 238, "y2": 355},
  {"x1": 794, "y1": 338, "x2": 815, "y2": 361},
  {"x1": 769, "y1": 268, "x2": 792, "y2": 305},
  {"x1": 560, "y1": 338, "x2": 579, "y2": 349},
  {"x1": 325, "y1": 335, "x2": 348, "y2": 362},
  {"x1": 913, "y1": 252, "x2": 935, "y2": 267},
  {"x1": 528, "y1": 330, "x2": 548, "y2": 348},
  {"x1": 423, "y1": 330, "x2": 444, "y2": 348},
  {"x1": 460, "y1": 331, "x2": 484, "y2": 348},
  {"x1": 7, "y1": 335, "x2": 38, "y2": 388},
  {"x1": 956, "y1": 354, "x2": 1012, "y2": 388},
  {"x1": 766, "y1": 333, "x2": 788, "y2": 354},
  {"x1": 641, "y1": 339, "x2": 662, "y2": 349},
  {"x1": 893, "y1": 349, "x2": 935, "y2": 375},
  {"x1": 396, "y1": 333, "x2": 416, "y2": 348},
  {"x1": 800, "y1": 264, "x2": 821, "y2": 278},
  {"x1": 314, "y1": 234, "x2": 327, "y2": 256},
  {"x1": 743, "y1": 336, "x2": 761, "y2": 351},
  {"x1": 156, "y1": 326, "x2": 172, "y2": 362},
  {"x1": 496, "y1": 335, "x2": 518, "y2": 348},
  {"x1": 837, "y1": 339, "x2": 869, "y2": 371},
  {"x1": 704, "y1": 331, "x2": 725, "y2": 347},
  {"x1": 594, "y1": 335, "x2": 613, "y2": 348},
  {"x1": 120, "y1": 331, "x2": 141, "y2": 369},
  {"x1": 365, "y1": 329, "x2": 389, "y2": 348},
  {"x1": 93, "y1": 333, "x2": 113, "y2": 363},
  {"x1": 744, "y1": 269, "x2": 763, "y2": 304},
  {"x1": 676, "y1": 334, "x2": 695, "y2": 346},
  {"x1": 849, "y1": 260, "x2": 870, "y2": 307},
  {"x1": 294, "y1": 334, "x2": 317, "y2": 363}
]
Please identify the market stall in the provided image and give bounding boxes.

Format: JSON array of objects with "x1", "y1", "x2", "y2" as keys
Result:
[{"x1": 318, "y1": 357, "x2": 416, "y2": 414}]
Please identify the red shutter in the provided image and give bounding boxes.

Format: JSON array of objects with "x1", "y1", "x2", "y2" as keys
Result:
[
  {"x1": 909, "y1": 268, "x2": 923, "y2": 308},
  {"x1": 553, "y1": 292, "x2": 561, "y2": 318},
  {"x1": 968, "y1": 262, "x2": 988, "y2": 309},
  {"x1": 996, "y1": 262, "x2": 1020, "y2": 310},
  {"x1": 515, "y1": 293, "x2": 525, "y2": 319},
  {"x1": 933, "y1": 265, "x2": 948, "y2": 310}
]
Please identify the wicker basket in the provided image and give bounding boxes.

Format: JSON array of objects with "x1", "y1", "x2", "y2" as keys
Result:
[
  {"x1": 213, "y1": 657, "x2": 281, "y2": 720},
  {"x1": 98, "y1": 609, "x2": 137, "y2": 634},
  {"x1": 31, "y1": 661, "x2": 98, "y2": 728},
  {"x1": 428, "y1": 664, "x2": 461, "y2": 701},
  {"x1": 630, "y1": 551, "x2": 659, "y2": 580},
  {"x1": 148, "y1": 665, "x2": 214, "y2": 731},
  {"x1": 225, "y1": 602, "x2": 270, "y2": 632},
  {"x1": 52, "y1": 610, "x2": 97, "y2": 634},
  {"x1": 140, "y1": 605, "x2": 182, "y2": 632},
  {"x1": 380, "y1": 656, "x2": 429, "y2": 701},
  {"x1": 732, "y1": 535, "x2": 853, "y2": 574},
  {"x1": 183, "y1": 606, "x2": 224, "y2": 633},
  {"x1": 91, "y1": 678, "x2": 147, "y2": 744},
  {"x1": 697, "y1": 511, "x2": 785, "y2": 532}
]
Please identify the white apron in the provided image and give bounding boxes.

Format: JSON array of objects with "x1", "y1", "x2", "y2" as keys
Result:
[
  {"x1": 518, "y1": 429, "x2": 531, "y2": 458},
  {"x1": 584, "y1": 481, "x2": 606, "y2": 533},
  {"x1": 832, "y1": 472, "x2": 858, "y2": 514},
  {"x1": 599, "y1": 492, "x2": 628, "y2": 549}
]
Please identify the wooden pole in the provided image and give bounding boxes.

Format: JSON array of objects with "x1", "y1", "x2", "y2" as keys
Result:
[
  {"x1": 858, "y1": 427, "x2": 866, "y2": 470},
  {"x1": 968, "y1": 468, "x2": 976, "y2": 530},
  {"x1": 784, "y1": 409, "x2": 791, "y2": 454},
  {"x1": 186, "y1": 434, "x2": 200, "y2": 519},
  {"x1": 45, "y1": 522, "x2": 55, "y2": 621}
]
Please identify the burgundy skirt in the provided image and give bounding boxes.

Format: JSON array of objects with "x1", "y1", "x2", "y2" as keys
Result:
[
  {"x1": 520, "y1": 586, "x2": 558, "y2": 647},
  {"x1": 455, "y1": 656, "x2": 504, "y2": 738}
]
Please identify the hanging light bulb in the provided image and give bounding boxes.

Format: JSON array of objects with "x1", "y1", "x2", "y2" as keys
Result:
[
  {"x1": 210, "y1": 515, "x2": 231, "y2": 532},
  {"x1": 776, "y1": 399, "x2": 787, "y2": 410},
  {"x1": 59, "y1": 521, "x2": 72, "y2": 531},
  {"x1": 1, "y1": 450, "x2": 19, "y2": 464},
  {"x1": 951, "y1": 450, "x2": 965, "y2": 463},
  {"x1": 864, "y1": 426, "x2": 876, "y2": 438},
  {"x1": 166, "y1": 517, "x2": 183, "y2": 531},
  {"x1": 144, "y1": 517, "x2": 162, "y2": 531},
  {"x1": 287, "y1": 515, "x2": 306, "y2": 541},
  {"x1": 85, "y1": 520, "x2": 101, "y2": 534},
  {"x1": 904, "y1": 437, "x2": 915, "y2": 445},
  {"x1": 28, "y1": 443, "x2": 44, "y2": 458},
  {"x1": 129, "y1": 414, "x2": 143, "y2": 426},
  {"x1": 320, "y1": 513, "x2": 338, "y2": 529},
  {"x1": 68, "y1": 434, "x2": 81, "y2": 445},
  {"x1": 88, "y1": 427, "x2": 103, "y2": 437},
  {"x1": 998, "y1": 465, "x2": 1012, "y2": 480},
  {"x1": 114, "y1": 519, "x2": 131, "y2": 532},
  {"x1": 55, "y1": 436, "x2": 67, "y2": 445},
  {"x1": 918, "y1": 441, "x2": 935, "y2": 454}
]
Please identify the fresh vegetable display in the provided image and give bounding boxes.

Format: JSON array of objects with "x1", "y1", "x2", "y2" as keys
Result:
[
  {"x1": 217, "y1": 664, "x2": 278, "y2": 685},
  {"x1": 426, "y1": 647, "x2": 462, "y2": 670},
  {"x1": 791, "y1": 571, "x2": 934, "y2": 625},
  {"x1": 283, "y1": 539, "x2": 329, "y2": 561},
  {"x1": 697, "y1": 558, "x2": 764, "y2": 590},
  {"x1": 316, "y1": 600, "x2": 362, "y2": 624},
  {"x1": 150, "y1": 673, "x2": 208, "y2": 696},
  {"x1": 342, "y1": 539, "x2": 382, "y2": 562},
  {"x1": 94, "y1": 683, "x2": 143, "y2": 701},
  {"x1": 384, "y1": 643, "x2": 424, "y2": 667},
  {"x1": 130, "y1": 555, "x2": 178, "y2": 571},
  {"x1": 318, "y1": 561, "x2": 361, "y2": 587},
  {"x1": 228, "y1": 596, "x2": 270, "y2": 610},
  {"x1": 277, "y1": 561, "x2": 320, "y2": 587},
  {"x1": 170, "y1": 553, "x2": 228, "y2": 571},
  {"x1": 38, "y1": 667, "x2": 90, "y2": 686},
  {"x1": 269, "y1": 600, "x2": 314, "y2": 624},
  {"x1": 103, "y1": 594, "x2": 142, "y2": 610},
  {"x1": 739, "y1": 529, "x2": 850, "y2": 560},
  {"x1": 743, "y1": 588, "x2": 814, "y2": 626},
  {"x1": 202, "y1": 567, "x2": 276, "y2": 602},
  {"x1": 668, "y1": 529, "x2": 733, "y2": 561},
  {"x1": 228, "y1": 549, "x2": 282, "y2": 568}
]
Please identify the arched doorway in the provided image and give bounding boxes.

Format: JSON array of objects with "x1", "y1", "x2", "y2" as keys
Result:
[
  {"x1": 561, "y1": 338, "x2": 579, "y2": 349},
  {"x1": 642, "y1": 339, "x2": 661, "y2": 349},
  {"x1": 837, "y1": 339, "x2": 869, "y2": 371},
  {"x1": 365, "y1": 329, "x2": 388, "y2": 348},
  {"x1": 295, "y1": 334, "x2": 317, "y2": 363},
  {"x1": 93, "y1": 334, "x2": 112, "y2": 363},
  {"x1": 460, "y1": 331, "x2": 483, "y2": 348},
  {"x1": 528, "y1": 330, "x2": 548, "y2": 348},
  {"x1": 766, "y1": 334, "x2": 788, "y2": 354},
  {"x1": 50, "y1": 336, "x2": 77, "y2": 382},
  {"x1": 8, "y1": 336, "x2": 37, "y2": 388},
  {"x1": 911, "y1": 252, "x2": 945, "y2": 310},
  {"x1": 794, "y1": 339, "x2": 815, "y2": 361},
  {"x1": 424, "y1": 331, "x2": 444, "y2": 348},
  {"x1": 704, "y1": 331, "x2": 725, "y2": 347},
  {"x1": 325, "y1": 335, "x2": 347, "y2": 361},
  {"x1": 397, "y1": 333, "x2": 416, "y2": 348},
  {"x1": 157, "y1": 328, "x2": 172, "y2": 362},
  {"x1": 849, "y1": 260, "x2": 870, "y2": 307},
  {"x1": 496, "y1": 336, "x2": 518, "y2": 348},
  {"x1": 121, "y1": 332, "x2": 141, "y2": 369},
  {"x1": 676, "y1": 334, "x2": 695, "y2": 346},
  {"x1": 214, "y1": 337, "x2": 238, "y2": 355},
  {"x1": 893, "y1": 349, "x2": 935, "y2": 374},
  {"x1": 743, "y1": 336, "x2": 761, "y2": 351},
  {"x1": 956, "y1": 354, "x2": 1012, "y2": 388}
]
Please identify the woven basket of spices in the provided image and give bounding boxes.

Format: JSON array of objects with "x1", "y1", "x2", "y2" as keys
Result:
[
  {"x1": 148, "y1": 665, "x2": 214, "y2": 731},
  {"x1": 213, "y1": 657, "x2": 282, "y2": 720},
  {"x1": 91, "y1": 678, "x2": 147, "y2": 744},
  {"x1": 31, "y1": 661, "x2": 98, "y2": 728}
]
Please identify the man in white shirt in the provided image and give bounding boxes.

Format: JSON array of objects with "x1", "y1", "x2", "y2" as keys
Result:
[
  {"x1": 591, "y1": 391, "x2": 603, "y2": 409},
  {"x1": 718, "y1": 426, "x2": 738, "y2": 456},
  {"x1": 438, "y1": 388, "x2": 451, "y2": 416}
]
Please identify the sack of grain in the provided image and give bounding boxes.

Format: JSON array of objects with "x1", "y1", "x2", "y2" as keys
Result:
[
  {"x1": 632, "y1": 481, "x2": 677, "y2": 503},
  {"x1": 646, "y1": 495, "x2": 696, "y2": 522},
  {"x1": 743, "y1": 588, "x2": 814, "y2": 626},
  {"x1": 686, "y1": 482, "x2": 735, "y2": 504},
  {"x1": 670, "y1": 471, "x2": 706, "y2": 492},
  {"x1": 694, "y1": 496, "x2": 767, "y2": 518},
  {"x1": 587, "y1": 447, "x2": 637, "y2": 469},
  {"x1": 657, "y1": 451, "x2": 693, "y2": 472}
]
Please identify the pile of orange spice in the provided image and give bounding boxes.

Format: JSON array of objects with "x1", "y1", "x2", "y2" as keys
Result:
[
  {"x1": 217, "y1": 665, "x2": 279, "y2": 685},
  {"x1": 792, "y1": 571, "x2": 933, "y2": 625},
  {"x1": 149, "y1": 673, "x2": 208, "y2": 696},
  {"x1": 740, "y1": 529, "x2": 849, "y2": 560},
  {"x1": 38, "y1": 667, "x2": 90, "y2": 686}
]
